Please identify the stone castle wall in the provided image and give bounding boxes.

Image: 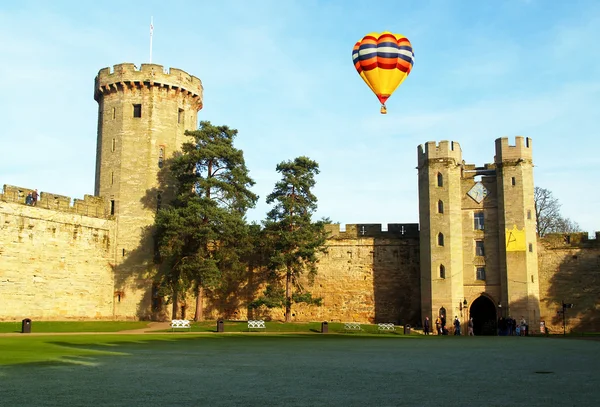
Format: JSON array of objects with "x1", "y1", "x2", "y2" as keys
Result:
[
  {"x1": 537, "y1": 232, "x2": 600, "y2": 333},
  {"x1": 0, "y1": 194, "x2": 116, "y2": 321}
]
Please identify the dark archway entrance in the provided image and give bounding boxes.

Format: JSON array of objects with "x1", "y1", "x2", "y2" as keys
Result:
[{"x1": 470, "y1": 296, "x2": 497, "y2": 336}]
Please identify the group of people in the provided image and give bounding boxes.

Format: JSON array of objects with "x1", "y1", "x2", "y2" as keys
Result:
[
  {"x1": 25, "y1": 189, "x2": 38, "y2": 206},
  {"x1": 423, "y1": 315, "x2": 474, "y2": 336},
  {"x1": 498, "y1": 316, "x2": 528, "y2": 336},
  {"x1": 25, "y1": 189, "x2": 39, "y2": 206}
]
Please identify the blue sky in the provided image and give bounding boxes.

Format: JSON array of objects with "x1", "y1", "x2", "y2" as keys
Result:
[{"x1": 1, "y1": 0, "x2": 599, "y2": 233}]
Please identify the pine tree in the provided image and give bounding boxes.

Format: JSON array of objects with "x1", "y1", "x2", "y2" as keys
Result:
[
  {"x1": 154, "y1": 121, "x2": 257, "y2": 321},
  {"x1": 257, "y1": 156, "x2": 328, "y2": 322}
]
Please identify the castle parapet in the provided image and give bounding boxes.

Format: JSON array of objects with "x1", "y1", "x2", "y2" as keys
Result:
[
  {"x1": 417, "y1": 140, "x2": 462, "y2": 167},
  {"x1": 326, "y1": 223, "x2": 419, "y2": 239},
  {"x1": 494, "y1": 136, "x2": 533, "y2": 163},
  {"x1": 541, "y1": 231, "x2": 600, "y2": 248},
  {"x1": 94, "y1": 63, "x2": 203, "y2": 110},
  {"x1": 0, "y1": 185, "x2": 110, "y2": 219}
]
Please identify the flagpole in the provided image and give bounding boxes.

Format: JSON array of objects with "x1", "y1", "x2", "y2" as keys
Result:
[{"x1": 149, "y1": 16, "x2": 154, "y2": 63}]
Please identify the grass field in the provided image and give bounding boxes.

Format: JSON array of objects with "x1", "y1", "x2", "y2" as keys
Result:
[
  {"x1": 0, "y1": 321, "x2": 149, "y2": 333},
  {"x1": 0, "y1": 334, "x2": 598, "y2": 406}
]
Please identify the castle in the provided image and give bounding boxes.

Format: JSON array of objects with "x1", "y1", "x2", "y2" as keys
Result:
[{"x1": 0, "y1": 63, "x2": 597, "y2": 334}]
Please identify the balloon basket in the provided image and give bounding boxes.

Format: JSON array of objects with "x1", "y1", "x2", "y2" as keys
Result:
[{"x1": 380, "y1": 105, "x2": 387, "y2": 114}]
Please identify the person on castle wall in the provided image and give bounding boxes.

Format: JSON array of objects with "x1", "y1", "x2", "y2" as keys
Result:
[
  {"x1": 468, "y1": 317, "x2": 474, "y2": 336},
  {"x1": 424, "y1": 316, "x2": 430, "y2": 335},
  {"x1": 32, "y1": 189, "x2": 38, "y2": 206},
  {"x1": 435, "y1": 316, "x2": 441, "y2": 335},
  {"x1": 25, "y1": 192, "x2": 33, "y2": 205},
  {"x1": 453, "y1": 316, "x2": 461, "y2": 335}
]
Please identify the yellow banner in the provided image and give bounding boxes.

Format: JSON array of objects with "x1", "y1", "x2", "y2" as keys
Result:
[{"x1": 506, "y1": 225, "x2": 526, "y2": 252}]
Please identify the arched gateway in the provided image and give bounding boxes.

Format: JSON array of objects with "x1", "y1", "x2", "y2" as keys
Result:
[{"x1": 469, "y1": 296, "x2": 497, "y2": 336}]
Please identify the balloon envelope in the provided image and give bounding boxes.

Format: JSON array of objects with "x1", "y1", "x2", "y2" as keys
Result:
[{"x1": 352, "y1": 32, "x2": 414, "y2": 112}]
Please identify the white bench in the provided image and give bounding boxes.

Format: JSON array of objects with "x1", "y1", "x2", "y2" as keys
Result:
[
  {"x1": 248, "y1": 320, "x2": 266, "y2": 331},
  {"x1": 378, "y1": 323, "x2": 396, "y2": 333},
  {"x1": 170, "y1": 319, "x2": 191, "y2": 331},
  {"x1": 343, "y1": 322, "x2": 362, "y2": 332}
]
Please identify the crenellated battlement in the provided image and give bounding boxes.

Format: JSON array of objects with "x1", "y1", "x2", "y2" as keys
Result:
[
  {"x1": 541, "y1": 231, "x2": 600, "y2": 248},
  {"x1": 494, "y1": 136, "x2": 533, "y2": 163},
  {"x1": 94, "y1": 63, "x2": 203, "y2": 110},
  {"x1": 326, "y1": 223, "x2": 419, "y2": 239},
  {"x1": 0, "y1": 185, "x2": 110, "y2": 219},
  {"x1": 417, "y1": 140, "x2": 462, "y2": 167}
]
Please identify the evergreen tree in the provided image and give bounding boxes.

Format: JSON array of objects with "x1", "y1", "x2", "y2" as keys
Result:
[
  {"x1": 154, "y1": 121, "x2": 257, "y2": 321},
  {"x1": 255, "y1": 156, "x2": 328, "y2": 322}
]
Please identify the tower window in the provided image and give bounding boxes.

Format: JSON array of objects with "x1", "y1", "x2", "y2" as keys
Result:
[
  {"x1": 476, "y1": 267, "x2": 486, "y2": 281},
  {"x1": 111, "y1": 172, "x2": 114, "y2": 185},
  {"x1": 528, "y1": 243, "x2": 533, "y2": 252},
  {"x1": 437, "y1": 172, "x2": 443, "y2": 187},
  {"x1": 178, "y1": 108, "x2": 184, "y2": 124},
  {"x1": 133, "y1": 104, "x2": 142, "y2": 118},
  {"x1": 474, "y1": 212, "x2": 484, "y2": 230},
  {"x1": 527, "y1": 210, "x2": 532, "y2": 220},
  {"x1": 158, "y1": 146, "x2": 165, "y2": 168},
  {"x1": 475, "y1": 240, "x2": 485, "y2": 256},
  {"x1": 438, "y1": 200, "x2": 444, "y2": 214},
  {"x1": 110, "y1": 199, "x2": 115, "y2": 215},
  {"x1": 112, "y1": 107, "x2": 116, "y2": 120},
  {"x1": 439, "y1": 264, "x2": 445, "y2": 279},
  {"x1": 111, "y1": 138, "x2": 116, "y2": 152},
  {"x1": 437, "y1": 232, "x2": 444, "y2": 246},
  {"x1": 511, "y1": 177, "x2": 516, "y2": 186}
]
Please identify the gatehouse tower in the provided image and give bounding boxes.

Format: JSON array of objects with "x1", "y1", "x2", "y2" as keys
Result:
[{"x1": 418, "y1": 137, "x2": 540, "y2": 335}]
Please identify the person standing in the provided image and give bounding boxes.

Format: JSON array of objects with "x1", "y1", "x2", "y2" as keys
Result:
[
  {"x1": 32, "y1": 189, "x2": 39, "y2": 206},
  {"x1": 435, "y1": 316, "x2": 441, "y2": 335},
  {"x1": 424, "y1": 317, "x2": 430, "y2": 335},
  {"x1": 454, "y1": 316, "x2": 461, "y2": 335},
  {"x1": 468, "y1": 317, "x2": 474, "y2": 336}
]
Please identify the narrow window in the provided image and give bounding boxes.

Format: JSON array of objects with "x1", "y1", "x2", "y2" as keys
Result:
[
  {"x1": 110, "y1": 199, "x2": 115, "y2": 215},
  {"x1": 476, "y1": 267, "x2": 486, "y2": 280},
  {"x1": 531, "y1": 275, "x2": 534, "y2": 283},
  {"x1": 112, "y1": 107, "x2": 116, "y2": 119},
  {"x1": 133, "y1": 104, "x2": 142, "y2": 118},
  {"x1": 528, "y1": 243, "x2": 533, "y2": 252},
  {"x1": 111, "y1": 138, "x2": 116, "y2": 152},
  {"x1": 438, "y1": 232, "x2": 444, "y2": 246},
  {"x1": 178, "y1": 108, "x2": 184, "y2": 124},
  {"x1": 157, "y1": 192, "x2": 162, "y2": 211},
  {"x1": 474, "y1": 212, "x2": 484, "y2": 230},
  {"x1": 475, "y1": 240, "x2": 485, "y2": 256},
  {"x1": 439, "y1": 264, "x2": 445, "y2": 279},
  {"x1": 527, "y1": 210, "x2": 532, "y2": 220},
  {"x1": 437, "y1": 172, "x2": 443, "y2": 187},
  {"x1": 438, "y1": 200, "x2": 444, "y2": 214},
  {"x1": 511, "y1": 177, "x2": 516, "y2": 186},
  {"x1": 111, "y1": 172, "x2": 114, "y2": 185},
  {"x1": 122, "y1": 248, "x2": 126, "y2": 257},
  {"x1": 158, "y1": 146, "x2": 165, "y2": 168}
]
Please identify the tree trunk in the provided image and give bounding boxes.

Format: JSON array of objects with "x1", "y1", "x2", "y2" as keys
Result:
[
  {"x1": 172, "y1": 289, "x2": 179, "y2": 320},
  {"x1": 194, "y1": 285, "x2": 204, "y2": 321},
  {"x1": 285, "y1": 269, "x2": 291, "y2": 322}
]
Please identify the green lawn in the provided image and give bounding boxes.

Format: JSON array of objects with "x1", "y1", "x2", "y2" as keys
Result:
[
  {"x1": 0, "y1": 334, "x2": 598, "y2": 406},
  {"x1": 0, "y1": 320, "x2": 149, "y2": 333}
]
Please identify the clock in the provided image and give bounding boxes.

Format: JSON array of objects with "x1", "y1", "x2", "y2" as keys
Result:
[{"x1": 467, "y1": 182, "x2": 488, "y2": 204}]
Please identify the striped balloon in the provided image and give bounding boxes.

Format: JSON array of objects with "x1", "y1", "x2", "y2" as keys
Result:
[{"x1": 352, "y1": 32, "x2": 414, "y2": 113}]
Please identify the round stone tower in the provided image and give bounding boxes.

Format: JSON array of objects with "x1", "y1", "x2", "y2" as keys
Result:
[{"x1": 94, "y1": 63, "x2": 203, "y2": 318}]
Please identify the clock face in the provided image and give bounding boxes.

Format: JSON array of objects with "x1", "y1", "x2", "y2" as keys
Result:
[{"x1": 467, "y1": 182, "x2": 488, "y2": 204}]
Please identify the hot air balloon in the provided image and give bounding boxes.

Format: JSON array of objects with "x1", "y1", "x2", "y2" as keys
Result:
[{"x1": 352, "y1": 32, "x2": 414, "y2": 114}]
